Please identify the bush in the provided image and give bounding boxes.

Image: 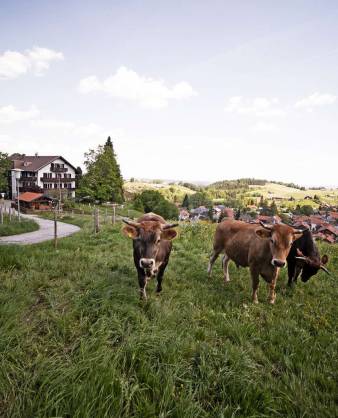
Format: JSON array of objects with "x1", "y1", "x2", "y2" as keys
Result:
[
  {"x1": 189, "y1": 192, "x2": 212, "y2": 208},
  {"x1": 300, "y1": 205, "x2": 314, "y2": 216},
  {"x1": 133, "y1": 190, "x2": 179, "y2": 220}
]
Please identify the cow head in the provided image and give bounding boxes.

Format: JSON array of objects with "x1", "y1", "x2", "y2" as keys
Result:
[
  {"x1": 256, "y1": 222, "x2": 303, "y2": 268},
  {"x1": 295, "y1": 249, "x2": 330, "y2": 281},
  {"x1": 122, "y1": 219, "x2": 178, "y2": 276}
]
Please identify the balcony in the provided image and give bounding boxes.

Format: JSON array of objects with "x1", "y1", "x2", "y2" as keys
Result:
[
  {"x1": 50, "y1": 166, "x2": 68, "y2": 173},
  {"x1": 19, "y1": 176, "x2": 37, "y2": 182},
  {"x1": 41, "y1": 177, "x2": 75, "y2": 182},
  {"x1": 19, "y1": 185, "x2": 42, "y2": 193}
]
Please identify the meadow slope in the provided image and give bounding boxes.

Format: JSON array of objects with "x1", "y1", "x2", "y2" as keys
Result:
[{"x1": 0, "y1": 216, "x2": 337, "y2": 417}]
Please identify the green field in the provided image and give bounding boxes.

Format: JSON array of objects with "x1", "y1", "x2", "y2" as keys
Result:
[
  {"x1": 124, "y1": 181, "x2": 195, "y2": 202},
  {"x1": 247, "y1": 183, "x2": 338, "y2": 207},
  {"x1": 122, "y1": 180, "x2": 338, "y2": 210},
  {"x1": 0, "y1": 215, "x2": 39, "y2": 236},
  {"x1": 0, "y1": 217, "x2": 337, "y2": 417}
]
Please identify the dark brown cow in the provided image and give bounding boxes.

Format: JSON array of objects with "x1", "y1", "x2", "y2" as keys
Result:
[
  {"x1": 287, "y1": 228, "x2": 329, "y2": 285},
  {"x1": 208, "y1": 220, "x2": 303, "y2": 304},
  {"x1": 122, "y1": 213, "x2": 178, "y2": 299}
]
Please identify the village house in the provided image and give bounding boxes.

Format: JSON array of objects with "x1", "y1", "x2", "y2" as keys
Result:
[
  {"x1": 314, "y1": 225, "x2": 338, "y2": 244},
  {"x1": 178, "y1": 209, "x2": 190, "y2": 221},
  {"x1": 9, "y1": 154, "x2": 77, "y2": 199},
  {"x1": 13, "y1": 192, "x2": 55, "y2": 213},
  {"x1": 190, "y1": 206, "x2": 210, "y2": 221}
]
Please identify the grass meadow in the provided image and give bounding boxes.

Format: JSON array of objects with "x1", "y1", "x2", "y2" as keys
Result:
[
  {"x1": 0, "y1": 216, "x2": 337, "y2": 417},
  {"x1": 0, "y1": 215, "x2": 39, "y2": 237}
]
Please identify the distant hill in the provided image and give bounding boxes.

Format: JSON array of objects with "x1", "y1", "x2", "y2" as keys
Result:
[
  {"x1": 208, "y1": 178, "x2": 305, "y2": 191},
  {"x1": 123, "y1": 179, "x2": 338, "y2": 207},
  {"x1": 123, "y1": 181, "x2": 195, "y2": 203}
]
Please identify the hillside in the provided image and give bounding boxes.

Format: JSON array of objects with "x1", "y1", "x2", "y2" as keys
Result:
[
  {"x1": 123, "y1": 181, "x2": 195, "y2": 203},
  {"x1": 246, "y1": 183, "x2": 338, "y2": 208},
  {"x1": 123, "y1": 179, "x2": 338, "y2": 209}
]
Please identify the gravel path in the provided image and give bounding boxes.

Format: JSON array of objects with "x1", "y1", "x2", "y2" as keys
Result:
[{"x1": 0, "y1": 214, "x2": 80, "y2": 245}]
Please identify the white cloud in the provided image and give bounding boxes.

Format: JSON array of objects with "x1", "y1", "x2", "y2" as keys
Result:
[
  {"x1": 0, "y1": 105, "x2": 39, "y2": 124},
  {"x1": 78, "y1": 66, "x2": 197, "y2": 109},
  {"x1": 251, "y1": 121, "x2": 277, "y2": 132},
  {"x1": 0, "y1": 46, "x2": 64, "y2": 80},
  {"x1": 225, "y1": 96, "x2": 285, "y2": 117},
  {"x1": 294, "y1": 92, "x2": 337, "y2": 109},
  {"x1": 31, "y1": 118, "x2": 109, "y2": 138},
  {"x1": 31, "y1": 119, "x2": 75, "y2": 130}
]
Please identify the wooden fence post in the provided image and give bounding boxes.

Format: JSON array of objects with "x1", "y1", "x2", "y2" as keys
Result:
[
  {"x1": 93, "y1": 207, "x2": 100, "y2": 233},
  {"x1": 0, "y1": 207, "x2": 3, "y2": 224},
  {"x1": 104, "y1": 208, "x2": 107, "y2": 224},
  {"x1": 112, "y1": 204, "x2": 117, "y2": 225},
  {"x1": 54, "y1": 210, "x2": 58, "y2": 249},
  {"x1": 9, "y1": 207, "x2": 12, "y2": 222}
]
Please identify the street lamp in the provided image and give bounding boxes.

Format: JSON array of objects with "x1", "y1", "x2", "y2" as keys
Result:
[{"x1": 12, "y1": 169, "x2": 22, "y2": 222}]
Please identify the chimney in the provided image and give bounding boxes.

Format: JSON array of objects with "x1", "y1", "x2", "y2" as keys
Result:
[{"x1": 35, "y1": 152, "x2": 38, "y2": 157}]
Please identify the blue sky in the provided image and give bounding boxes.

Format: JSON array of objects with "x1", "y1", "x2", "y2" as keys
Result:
[{"x1": 1, "y1": 0, "x2": 338, "y2": 186}]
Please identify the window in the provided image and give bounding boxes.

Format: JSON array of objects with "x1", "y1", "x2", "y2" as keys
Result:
[{"x1": 54, "y1": 184, "x2": 57, "y2": 188}]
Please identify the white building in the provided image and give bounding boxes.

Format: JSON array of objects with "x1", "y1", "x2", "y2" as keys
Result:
[{"x1": 9, "y1": 154, "x2": 77, "y2": 199}]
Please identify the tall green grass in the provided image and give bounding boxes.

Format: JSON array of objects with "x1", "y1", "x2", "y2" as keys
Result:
[
  {"x1": 0, "y1": 218, "x2": 337, "y2": 417},
  {"x1": 0, "y1": 215, "x2": 39, "y2": 236}
]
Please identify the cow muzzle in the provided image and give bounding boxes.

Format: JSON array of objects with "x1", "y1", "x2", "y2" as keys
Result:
[
  {"x1": 271, "y1": 259, "x2": 286, "y2": 268},
  {"x1": 140, "y1": 258, "x2": 155, "y2": 269}
]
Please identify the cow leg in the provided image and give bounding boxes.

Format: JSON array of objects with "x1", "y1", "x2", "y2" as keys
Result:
[
  {"x1": 138, "y1": 271, "x2": 147, "y2": 299},
  {"x1": 287, "y1": 262, "x2": 295, "y2": 287},
  {"x1": 250, "y1": 268, "x2": 260, "y2": 304},
  {"x1": 207, "y1": 248, "x2": 222, "y2": 277},
  {"x1": 222, "y1": 254, "x2": 230, "y2": 283},
  {"x1": 292, "y1": 264, "x2": 302, "y2": 285},
  {"x1": 156, "y1": 263, "x2": 167, "y2": 294},
  {"x1": 288, "y1": 262, "x2": 301, "y2": 286},
  {"x1": 268, "y1": 270, "x2": 279, "y2": 304}
]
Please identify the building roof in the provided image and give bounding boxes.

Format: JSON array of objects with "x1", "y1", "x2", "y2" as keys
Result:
[
  {"x1": 9, "y1": 155, "x2": 76, "y2": 171},
  {"x1": 329, "y1": 211, "x2": 338, "y2": 219},
  {"x1": 17, "y1": 192, "x2": 44, "y2": 202},
  {"x1": 318, "y1": 225, "x2": 338, "y2": 236}
]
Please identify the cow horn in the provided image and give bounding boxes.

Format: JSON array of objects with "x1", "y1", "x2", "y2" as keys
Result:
[
  {"x1": 293, "y1": 227, "x2": 305, "y2": 234},
  {"x1": 162, "y1": 223, "x2": 179, "y2": 230},
  {"x1": 295, "y1": 256, "x2": 308, "y2": 262},
  {"x1": 320, "y1": 265, "x2": 330, "y2": 275},
  {"x1": 259, "y1": 221, "x2": 273, "y2": 230},
  {"x1": 122, "y1": 218, "x2": 141, "y2": 228}
]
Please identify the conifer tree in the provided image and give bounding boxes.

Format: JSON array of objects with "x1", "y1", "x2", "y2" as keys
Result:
[
  {"x1": 182, "y1": 193, "x2": 190, "y2": 208},
  {"x1": 78, "y1": 137, "x2": 124, "y2": 203}
]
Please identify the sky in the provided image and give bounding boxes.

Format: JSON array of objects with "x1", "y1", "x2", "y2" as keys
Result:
[{"x1": 0, "y1": 0, "x2": 338, "y2": 186}]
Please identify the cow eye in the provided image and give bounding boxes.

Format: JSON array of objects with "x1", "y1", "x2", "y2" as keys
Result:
[
  {"x1": 270, "y1": 238, "x2": 274, "y2": 244},
  {"x1": 156, "y1": 238, "x2": 161, "y2": 244}
]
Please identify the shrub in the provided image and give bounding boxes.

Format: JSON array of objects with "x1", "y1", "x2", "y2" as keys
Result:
[{"x1": 133, "y1": 190, "x2": 179, "y2": 219}]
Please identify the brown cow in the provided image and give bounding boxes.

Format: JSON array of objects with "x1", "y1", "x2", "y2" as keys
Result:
[
  {"x1": 122, "y1": 213, "x2": 178, "y2": 299},
  {"x1": 207, "y1": 220, "x2": 303, "y2": 304}
]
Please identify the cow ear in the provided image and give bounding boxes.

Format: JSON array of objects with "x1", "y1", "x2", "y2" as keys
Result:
[
  {"x1": 321, "y1": 254, "x2": 329, "y2": 265},
  {"x1": 122, "y1": 225, "x2": 138, "y2": 239},
  {"x1": 255, "y1": 228, "x2": 271, "y2": 239},
  {"x1": 161, "y1": 229, "x2": 177, "y2": 240}
]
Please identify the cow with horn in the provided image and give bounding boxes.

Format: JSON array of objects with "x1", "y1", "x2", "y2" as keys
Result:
[
  {"x1": 208, "y1": 219, "x2": 304, "y2": 304},
  {"x1": 122, "y1": 213, "x2": 178, "y2": 299},
  {"x1": 287, "y1": 227, "x2": 329, "y2": 286}
]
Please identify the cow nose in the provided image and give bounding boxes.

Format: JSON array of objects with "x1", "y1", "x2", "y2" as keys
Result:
[
  {"x1": 272, "y1": 259, "x2": 286, "y2": 268},
  {"x1": 140, "y1": 259, "x2": 154, "y2": 268}
]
